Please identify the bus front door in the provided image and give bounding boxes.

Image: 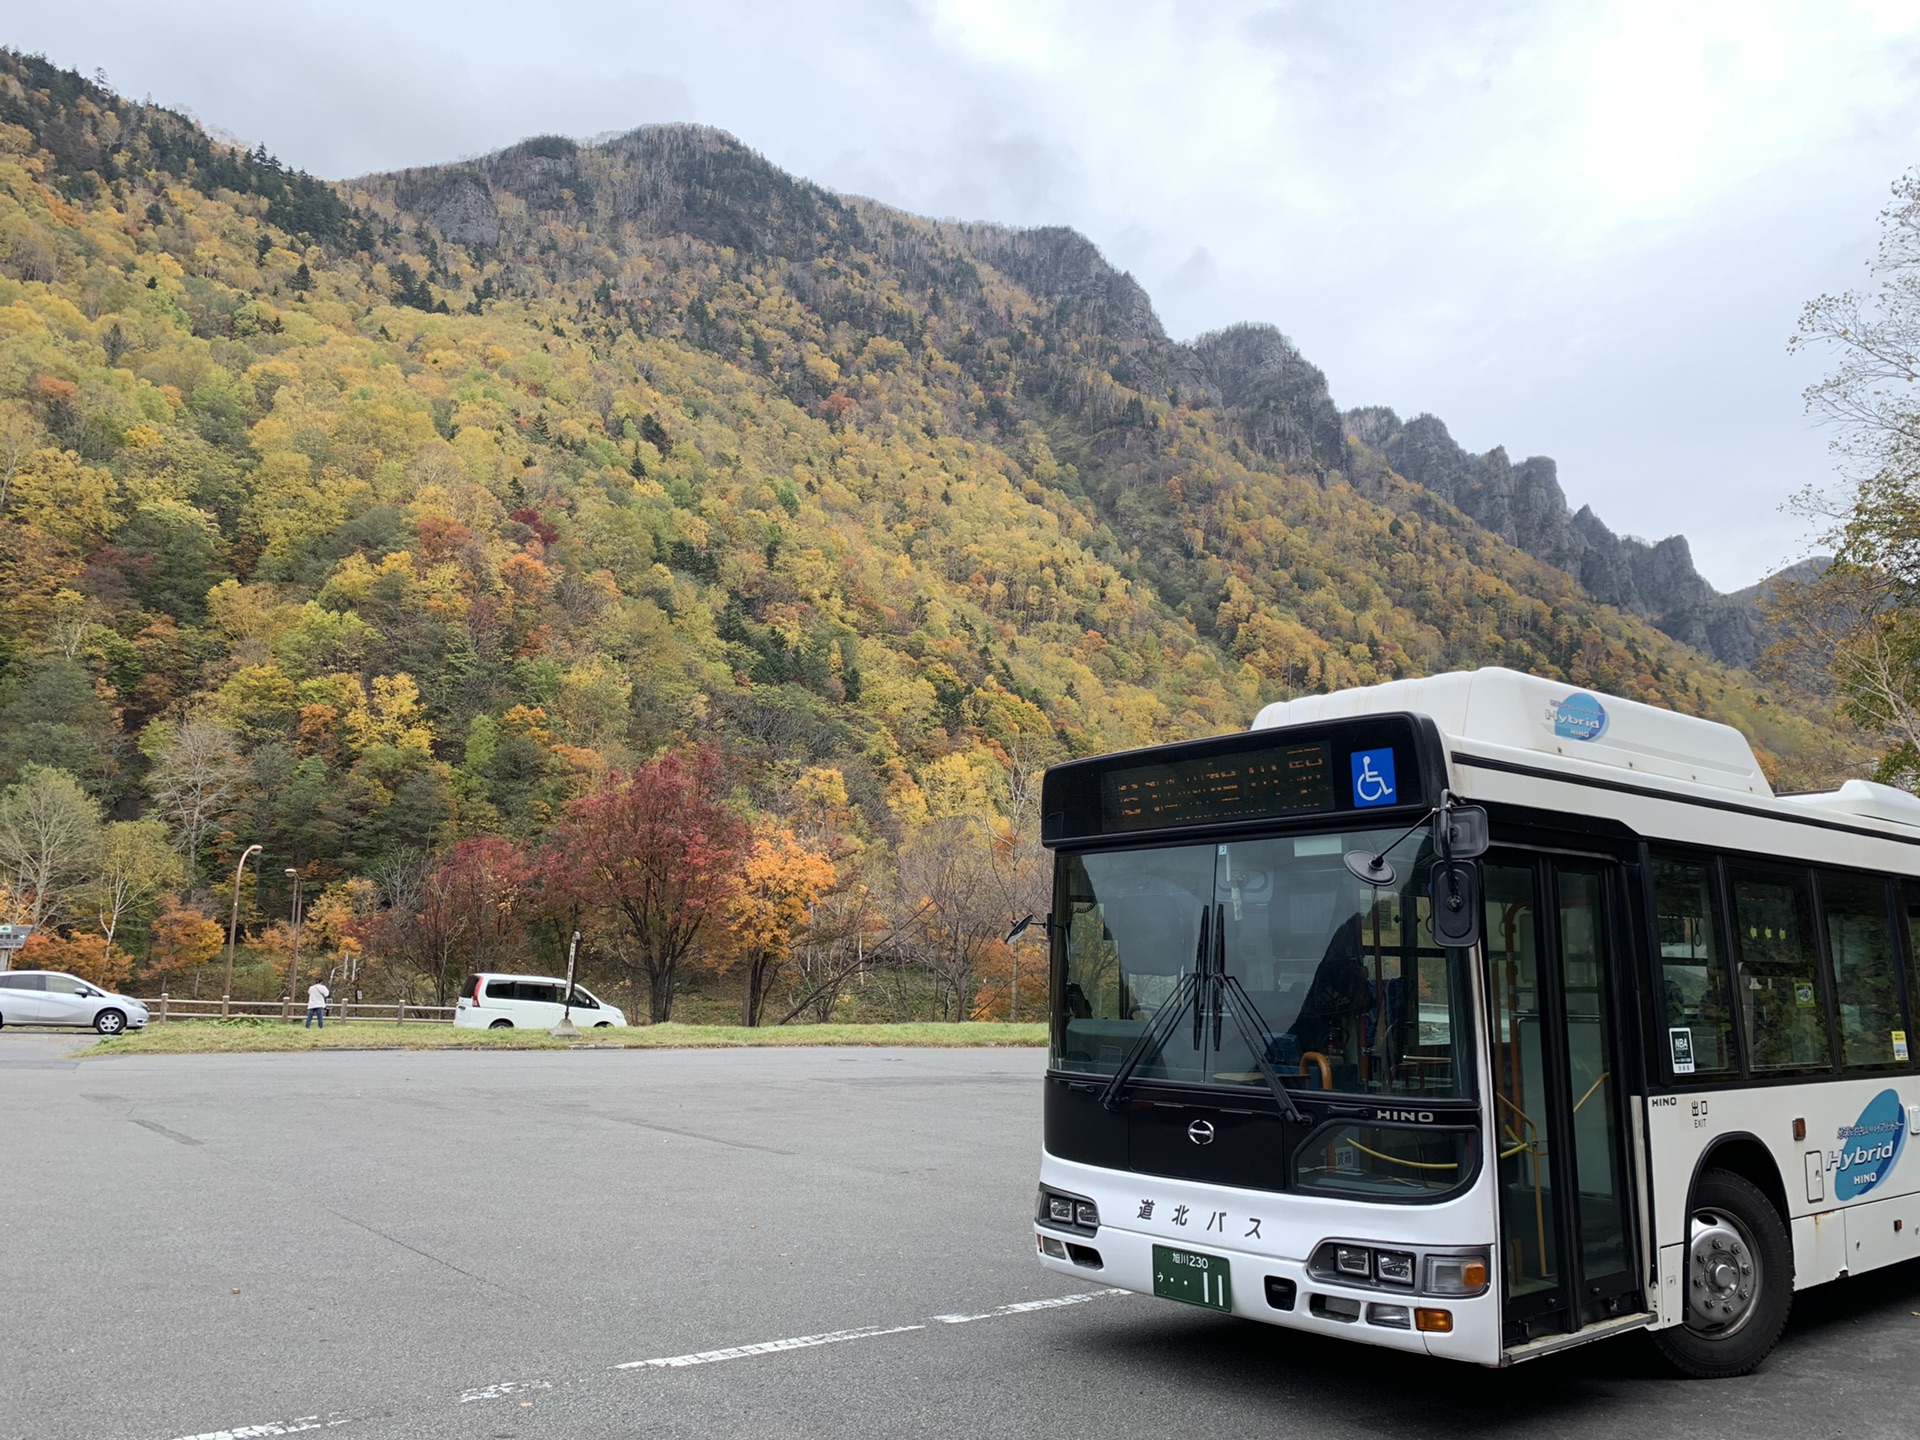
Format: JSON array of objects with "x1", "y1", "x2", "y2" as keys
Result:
[{"x1": 1485, "y1": 855, "x2": 1640, "y2": 1344}]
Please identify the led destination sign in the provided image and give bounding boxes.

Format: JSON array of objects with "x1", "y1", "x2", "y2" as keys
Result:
[
  {"x1": 1040, "y1": 715, "x2": 1438, "y2": 845},
  {"x1": 1100, "y1": 741, "x2": 1334, "y2": 833}
]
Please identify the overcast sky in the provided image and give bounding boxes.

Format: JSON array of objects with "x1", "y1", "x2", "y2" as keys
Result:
[{"x1": 14, "y1": 1, "x2": 1920, "y2": 589}]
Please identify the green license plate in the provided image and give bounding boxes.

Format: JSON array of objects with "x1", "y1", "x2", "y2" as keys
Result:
[{"x1": 1152, "y1": 1244, "x2": 1232, "y2": 1311}]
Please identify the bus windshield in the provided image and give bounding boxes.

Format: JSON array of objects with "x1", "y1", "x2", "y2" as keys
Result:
[{"x1": 1054, "y1": 827, "x2": 1473, "y2": 1099}]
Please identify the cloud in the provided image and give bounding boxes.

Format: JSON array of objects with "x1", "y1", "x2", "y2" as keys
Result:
[{"x1": 1161, "y1": 246, "x2": 1218, "y2": 300}]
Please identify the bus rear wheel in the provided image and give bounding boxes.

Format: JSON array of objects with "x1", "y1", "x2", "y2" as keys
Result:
[{"x1": 1652, "y1": 1168, "x2": 1792, "y2": 1378}]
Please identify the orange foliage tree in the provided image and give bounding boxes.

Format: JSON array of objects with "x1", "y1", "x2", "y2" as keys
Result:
[
  {"x1": 16, "y1": 929, "x2": 130, "y2": 990},
  {"x1": 727, "y1": 829, "x2": 836, "y2": 1026},
  {"x1": 146, "y1": 900, "x2": 225, "y2": 989}
]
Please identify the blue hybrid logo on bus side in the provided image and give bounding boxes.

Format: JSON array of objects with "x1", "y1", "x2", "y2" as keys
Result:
[
  {"x1": 1350, "y1": 748, "x2": 1397, "y2": 808},
  {"x1": 1549, "y1": 692, "x2": 1609, "y2": 742},
  {"x1": 1833, "y1": 1089, "x2": 1907, "y2": 1202}
]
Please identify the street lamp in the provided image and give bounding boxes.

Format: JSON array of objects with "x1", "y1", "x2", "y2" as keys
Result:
[
  {"x1": 221, "y1": 844, "x2": 263, "y2": 1018},
  {"x1": 280, "y1": 867, "x2": 303, "y2": 1021}
]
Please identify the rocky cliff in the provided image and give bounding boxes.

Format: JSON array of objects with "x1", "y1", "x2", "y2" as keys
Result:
[{"x1": 1343, "y1": 407, "x2": 1765, "y2": 666}]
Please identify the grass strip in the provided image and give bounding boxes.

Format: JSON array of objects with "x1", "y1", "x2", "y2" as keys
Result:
[{"x1": 78, "y1": 1018, "x2": 1048, "y2": 1057}]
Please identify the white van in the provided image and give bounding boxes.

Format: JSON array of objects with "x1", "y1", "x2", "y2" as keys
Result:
[{"x1": 454, "y1": 973, "x2": 628, "y2": 1030}]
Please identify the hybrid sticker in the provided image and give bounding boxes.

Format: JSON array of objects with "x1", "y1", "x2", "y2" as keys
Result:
[
  {"x1": 1547, "y1": 692, "x2": 1609, "y2": 742},
  {"x1": 1831, "y1": 1089, "x2": 1907, "y2": 1202},
  {"x1": 1350, "y1": 748, "x2": 1397, "y2": 808},
  {"x1": 1668, "y1": 1027, "x2": 1696, "y2": 1075}
]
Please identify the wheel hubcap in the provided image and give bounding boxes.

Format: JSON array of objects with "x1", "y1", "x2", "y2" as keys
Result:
[{"x1": 1687, "y1": 1209, "x2": 1760, "y2": 1336}]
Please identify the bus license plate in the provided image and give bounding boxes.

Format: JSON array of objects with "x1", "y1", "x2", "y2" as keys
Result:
[{"x1": 1152, "y1": 1245, "x2": 1232, "y2": 1311}]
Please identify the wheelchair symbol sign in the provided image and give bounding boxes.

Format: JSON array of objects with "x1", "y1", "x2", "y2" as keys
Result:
[{"x1": 1350, "y1": 749, "x2": 1397, "y2": 808}]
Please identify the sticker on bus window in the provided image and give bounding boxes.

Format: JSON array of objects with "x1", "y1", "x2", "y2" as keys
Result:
[
  {"x1": 1795, "y1": 982, "x2": 1817, "y2": 1008},
  {"x1": 1350, "y1": 748, "x2": 1397, "y2": 808},
  {"x1": 1895, "y1": 1030, "x2": 1910, "y2": 1062},
  {"x1": 1669, "y1": 1027, "x2": 1696, "y2": 1075}
]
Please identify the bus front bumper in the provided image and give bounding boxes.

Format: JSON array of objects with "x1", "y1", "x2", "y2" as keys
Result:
[{"x1": 1034, "y1": 1222, "x2": 1502, "y2": 1364}]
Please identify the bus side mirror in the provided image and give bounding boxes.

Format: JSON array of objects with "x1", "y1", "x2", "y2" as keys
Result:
[
  {"x1": 1437, "y1": 803, "x2": 1489, "y2": 860},
  {"x1": 1430, "y1": 860, "x2": 1483, "y2": 948},
  {"x1": 1006, "y1": 913, "x2": 1036, "y2": 945}
]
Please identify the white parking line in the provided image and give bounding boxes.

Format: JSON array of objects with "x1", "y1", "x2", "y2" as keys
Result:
[
  {"x1": 253, "y1": 1286, "x2": 1132, "y2": 1432},
  {"x1": 614, "y1": 1323, "x2": 927, "y2": 1370},
  {"x1": 456, "y1": 1379, "x2": 554, "y2": 1403},
  {"x1": 162, "y1": 1415, "x2": 348, "y2": 1440},
  {"x1": 931, "y1": 1289, "x2": 1128, "y2": 1324}
]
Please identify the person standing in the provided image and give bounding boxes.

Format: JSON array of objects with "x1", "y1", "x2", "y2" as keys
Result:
[{"x1": 305, "y1": 978, "x2": 330, "y2": 1029}]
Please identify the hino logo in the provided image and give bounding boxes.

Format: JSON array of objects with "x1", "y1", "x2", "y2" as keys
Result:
[
  {"x1": 1187, "y1": 1120, "x2": 1215, "y2": 1145},
  {"x1": 1375, "y1": 1109, "x2": 1437, "y2": 1124}
]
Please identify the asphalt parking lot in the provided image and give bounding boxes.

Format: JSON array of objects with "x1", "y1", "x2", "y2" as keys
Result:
[{"x1": 5, "y1": 1031, "x2": 1920, "y2": 1440}]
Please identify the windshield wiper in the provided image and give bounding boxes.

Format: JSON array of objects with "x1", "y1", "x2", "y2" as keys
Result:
[
  {"x1": 1097, "y1": 972, "x2": 1200, "y2": 1112},
  {"x1": 1098, "y1": 905, "x2": 1307, "y2": 1125},
  {"x1": 1200, "y1": 899, "x2": 1306, "y2": 1124},
  {"x1": 1214, "y1": 973, "x2": 1307, "y2": 1125},
  {"x1": 1100, "y1": 907, "x2": 1210, "y2": 1112}
]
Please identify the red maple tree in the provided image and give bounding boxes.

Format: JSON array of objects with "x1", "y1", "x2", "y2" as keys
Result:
[
  {"x1": 543, "y1": 747, "x2": 749, "y2": 1023},
  {"x1": 364, "y1": 836, "x2": 535, "y2": 1004}
]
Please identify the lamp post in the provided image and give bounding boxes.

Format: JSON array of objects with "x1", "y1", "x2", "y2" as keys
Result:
[
  {"x1": 280, "y1": 867, "x2": 303, "y2": 1021},
  {"x1": 221, "y1": 844, "x2": 263, "y2": 1017}
]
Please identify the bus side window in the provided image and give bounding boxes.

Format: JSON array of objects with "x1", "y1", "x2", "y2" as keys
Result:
[
  {"x1": 1817, "y1": 873, "x2": 1907, "y2": 1072},
  {"x1": 1728, "y1": 867, "x2": 1832, "y2": 1074},
  {"x1": 1649, "y1": 853, "x2": 1738, "y2": 1077}
]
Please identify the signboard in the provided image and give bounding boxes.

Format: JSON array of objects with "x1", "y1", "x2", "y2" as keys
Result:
[
  {"x1": 1101, "y1": 741, "x2": 1334, "y2": 833},
  {"x1": 0, "y1": 923, "x2": 33, "y2": 972}
]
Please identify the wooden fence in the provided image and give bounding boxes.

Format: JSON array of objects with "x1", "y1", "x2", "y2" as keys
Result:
[{"x1": 140, "y1": 997, "x2": 459, "y2": 1024}]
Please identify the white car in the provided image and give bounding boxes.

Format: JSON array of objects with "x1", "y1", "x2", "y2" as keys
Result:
[
  {"x1": 454, "y1": 972, "x2": 628, "y2": 1030},
  {"x1": 0, "y1": 970, "x2": 150, "y2": 1035}
]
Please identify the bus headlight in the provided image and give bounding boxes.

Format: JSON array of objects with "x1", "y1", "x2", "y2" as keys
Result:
[
  {"x1": 1037, "y1": 1188, "x2": 1099, "y2": 1233},
  {"x1": 1424, "y1": 1251, "x2": 1491, "y2": 1296},
  {"x1": 1312, "y1": 1241, "x2": 1490, "y2": 1296},
  {"x1": 1374, "y1": 1250, "x2": 1416, "y2": 1287}
]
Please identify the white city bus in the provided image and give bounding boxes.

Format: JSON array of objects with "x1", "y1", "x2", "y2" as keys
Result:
[{"x1": 1032, "y1": 668, "x2": 1920, "y2": 1376}]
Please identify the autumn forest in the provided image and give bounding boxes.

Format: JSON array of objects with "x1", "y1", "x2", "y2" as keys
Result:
[{"x1": 0, "y1": 52, "x2": 1846, "y2": 1024}]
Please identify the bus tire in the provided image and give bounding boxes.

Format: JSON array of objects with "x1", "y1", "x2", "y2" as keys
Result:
[{"x1": 1652, "y1": 1168, "x2": 1792, "y2": 1379}]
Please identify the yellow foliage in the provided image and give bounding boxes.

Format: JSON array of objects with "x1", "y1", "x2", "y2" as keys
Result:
[
  {"x1": 727, "y1": 829, "x2": 836, "y2": 961},
  {"x1": 344, "y1": 674, "x2": 435, "y2": 755},
  {"x1": 9, "y1": 448, "x2": 114, "y2": 546}
]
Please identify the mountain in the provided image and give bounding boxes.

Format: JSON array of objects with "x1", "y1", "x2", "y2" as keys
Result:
[
  {"x1": 0, "y1": 49, "x2": 1852, "y2": 919},
  {"x1": 1343, "y1": 407, "x2": 1773, "y2": 667},
  {"x1": 357, "y1": 131, "x2": 1771, "y2": 667}
]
